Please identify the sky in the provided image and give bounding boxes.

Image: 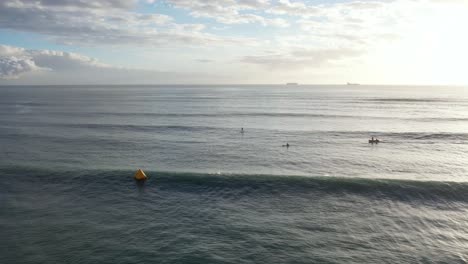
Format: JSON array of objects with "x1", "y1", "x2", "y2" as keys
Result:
[{"x1": 0, "y1": 0, "x2": 467, "y2": 85}]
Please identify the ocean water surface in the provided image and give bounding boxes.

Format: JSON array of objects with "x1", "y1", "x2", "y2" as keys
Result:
[{"x1": 1, "y1": 85, "x2": 468, "y2": 263}]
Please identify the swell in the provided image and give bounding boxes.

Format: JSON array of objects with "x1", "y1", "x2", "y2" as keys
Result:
[
  {"x1": 2, "y1": 166, "x2": 468, "y2": 203},
  {"x1": 364, "y1": 98, "x2": 456, "y2": 103},
  {"x1": 1, "y1": 110, "x2": 400, "y2": 119},
  {"x1": 1, "y1": 122, "x2": 219, "y2": 133},
  {"x1": 5, "y1": 110, "x2": 468, "y2": 123},
  {"x1": 3, "y1": 122, "x2": 468, "y2": 142}
]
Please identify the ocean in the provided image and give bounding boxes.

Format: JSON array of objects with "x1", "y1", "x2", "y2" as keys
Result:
[{"x1": 1, "y1": 85, "x2": 468, "y2": 263}]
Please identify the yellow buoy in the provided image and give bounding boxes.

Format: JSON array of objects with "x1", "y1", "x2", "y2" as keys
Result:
[{"x1": 134, "y1": 169, "x2": 148, "y2": 181}]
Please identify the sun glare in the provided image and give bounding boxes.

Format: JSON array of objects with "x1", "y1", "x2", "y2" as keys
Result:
[{"x1": 368, "y1": 2, "x2": 468, "y2": 85}]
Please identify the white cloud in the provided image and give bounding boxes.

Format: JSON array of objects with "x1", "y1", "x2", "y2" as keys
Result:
[
  {"x1": 0, "y1": 45, "x2": 26, "y2": 56},
  {"x1": 0, "y1": 44, "x2": 227, "y2": 84},
  {"x1": 0, "y1": 45, "x2": 44, "y2": 78},
  {"x1": 0, "y1": 57, "x2": 41, "y2": 79},
  {"x1": 267, "y1": 0, "x2": 319, "y2": 17},
  {"x1": 163, "y1": 0, "x2": 289, "y2": 27},
  {"x1": 0, "y1": 0, "x2": 255, "y2": 47},
  {"x1": 6, "y1": 0, "x2": 138, "y2": 10},
  {"x1": 0, "y1": 44, "x2": 110, "y2": 79}
]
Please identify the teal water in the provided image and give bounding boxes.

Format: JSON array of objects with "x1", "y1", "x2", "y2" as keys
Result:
[{"x1": 1, "y1": 85, "x2": 468, "y2": 263}]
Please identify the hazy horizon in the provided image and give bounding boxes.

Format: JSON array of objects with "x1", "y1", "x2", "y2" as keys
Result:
[{"x1": 1, "y1": 0, "x2": 467, "y2": 86}]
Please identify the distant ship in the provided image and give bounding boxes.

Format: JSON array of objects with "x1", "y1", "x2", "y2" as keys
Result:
[
  {"x1": 347, "y1": 82, "x2": 360, "y2": 85},
  {"x1": 286, "y1": 82, "x2": 298, "y2": 85}
]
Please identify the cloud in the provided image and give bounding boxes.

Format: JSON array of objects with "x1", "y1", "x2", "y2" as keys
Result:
[
  {"x1": 430, "y1": 0, "x2": 468, "y2": 5},
  {"x1": 0, "y1": 44, "x2": 109, "y2": 79},
  {"x1": 0, "y1": 45, "x2": 42, "y2": 78},
  {"x1": 267, "y1": 0, "x2": 319, "y2": 17},
  {"x1": 2, "y1": 0, "x2": 467, "y2": 85},
  {"x1": 278, "y1": 0, "x2": 408, "y2": 50},
  {"x1": 268, "y1": 0, "x2": 384, "y2": 18},
  {"x1": 0, "y1": 0, "x2": 254, "y2": 47},
  {"x1": 241, "y1": 48, "x2": 363, "y2": 70},
  {"x1": 0, "y1": 45, "x2": 25, "y2": 56},
  {"x1": 0, "y1": 44, "x2": 226, "y2": 84},
  {"x1": 30, "y1": 50, "x2": 110, "y2": 71},
  {"x1": 0, "y1": 57, "x2": 40, "y2": 79},
  {"x1": 196, "y1": 59, "x2": 214, "y2": 63},
  {"x1": 162, "y1": 0, "x2": 289, "y2": 27},
  {"x1": 0, "y1": 0, "x2": 418, "y2": 50},
  {"x1": 22, "y1": 0, "x2": 138, "y2": 10}
]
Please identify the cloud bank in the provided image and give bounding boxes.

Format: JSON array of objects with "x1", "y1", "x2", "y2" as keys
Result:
[
  {"x1": 1, "y1": 0, "x2": 467, "y2": 84},
  {"x1": 0, "y1": 44, "x2": 219, "y2": 84},
  {"x1": 0, "y1": 0, "x2": 254, "y2": 47},
  {"x1": 0, "y1": 45, "x2": 111, "y2": 79}
]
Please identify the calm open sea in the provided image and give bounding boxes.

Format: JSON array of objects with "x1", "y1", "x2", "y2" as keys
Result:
[{"x1": 1, "y1": 85, "x2": 468, "y2": 263}]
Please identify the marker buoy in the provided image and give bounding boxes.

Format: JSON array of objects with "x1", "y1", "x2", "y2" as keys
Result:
[{"x1": 134, "y1": 169, "x2": 148, "y2": 181}]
